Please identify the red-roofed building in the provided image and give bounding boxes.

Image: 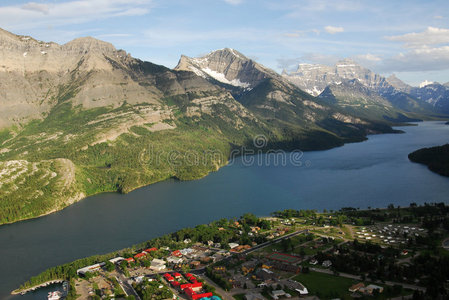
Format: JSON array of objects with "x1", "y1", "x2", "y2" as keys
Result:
[
  {"x1": 180, "y1": 282, "x2": 202, "y2": 291},
  {"x1": 172, "y1": 250, "x2": 182, "y2": 257},
  {"x1": 194, "y1": 293, "x2": 213, "y2": 300},
  {"x1": 186, "y1": 274, "x2": 198, "y2": 283},
  {"x1": 125, "y1": 257, "x2": 135, "y2": 263},
  {"x1": 164, "y1": 273, "x2": 174, "y2": 281},
  {"x1": 144, "y1": 247, "x2": 158, "y2": 253},
  {"x1": 173, "y1": 272, "x2": 182, "y2": 278},
  {"x1": 134, "y1": 253, "x2": 146, "y2": 259},
  {"x1": 171, "y1": 281, "x2": 180, "y2": 287}
]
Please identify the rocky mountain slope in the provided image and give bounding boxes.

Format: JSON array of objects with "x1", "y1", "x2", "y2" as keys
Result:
[
  {"x1": 409, "y1": 82, "x2": 449, "y2": 114},
  {"x1": 0, "y1": 30, "x2": 397, "y2": 225},
  {"x1": 282, "y1": 59, "x2": 433, "y2": 115},
  {"x1": 176, "y1": 49, "x2": 396, "y2": 148}
]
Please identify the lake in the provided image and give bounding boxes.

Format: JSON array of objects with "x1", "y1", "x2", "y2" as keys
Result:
[{"x1": 1, "y1": 121, "x2": 449, "y2": 299}]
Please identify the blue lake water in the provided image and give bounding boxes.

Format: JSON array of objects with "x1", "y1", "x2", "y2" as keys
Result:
[{"x1": 1, "y1": 121, "x2": 449, "y2": 299}]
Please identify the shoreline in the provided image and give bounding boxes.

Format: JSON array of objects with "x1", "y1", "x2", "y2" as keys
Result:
[
  {"x1": 11, "y1": 279, "x2": 64, "y2": 295},
  {"x1": 0, "y1": 125, "x2": 411, "y2": 227}
]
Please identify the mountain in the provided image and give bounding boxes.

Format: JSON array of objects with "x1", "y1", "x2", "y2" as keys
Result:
[
  {"x1": 409, "y1": 83, "x2": 449, "y2": 114},
  {"x1": 176, "y1": 49, "x2": 396, "y2": 147},
  {"x1": 283, "y1": 59, "x2": 389, "y2": 96},
  {"x1": 386, "y1": 74, "x2": 412, "y2": 93},
  {"x1": 0, "y1": 31, "x2": 271, "y2": 224},
  {"x1": 0, "y1": 31, "x2": 397, "y2": 225},
  {"x1": 282, "y1": 59, "x2": 430, "y2": 114}
]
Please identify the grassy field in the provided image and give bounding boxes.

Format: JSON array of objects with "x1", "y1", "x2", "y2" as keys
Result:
[{"x1": 293, "y1": 272, "x2": 357, "y2": 299}]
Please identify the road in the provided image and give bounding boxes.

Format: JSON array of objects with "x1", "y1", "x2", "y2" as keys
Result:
[
  {"x1": 310, "y1": 267, "x2": 426, "y2": 292},
  {"x1": 197, "y1": 274, "x2": 234, "y2": 300},
  {"x1": 115, "y1": 266, "x2": 142, "y2": 300},
  {"x1": 243, "y1": 229, "x2": 309, "y2": 255}
]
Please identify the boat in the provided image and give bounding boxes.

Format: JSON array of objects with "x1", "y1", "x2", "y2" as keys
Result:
[{"x1": 47, "y1": 291, "x2": 62, "y2": 300}]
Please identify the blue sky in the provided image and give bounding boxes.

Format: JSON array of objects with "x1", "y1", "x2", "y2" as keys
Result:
[{"x1": 1, "y1": 0, "x2": 449, "y2": 86}]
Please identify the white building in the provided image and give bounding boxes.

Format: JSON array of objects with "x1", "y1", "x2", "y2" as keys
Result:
[
  {"x1": 77, "y1": 263, "x2": 105, "y2": 275},
  {"x1": 166, "y1": 256, "x2": 183, "y2": 264},
  {"x1": 150, "y1": 258, "x2": 166, "y2": 271},
  {"x1": 271, "y1": 290, "x2": 291, "y2": 300},
  {"x1": 228, "y1": 243, "x2": 239, "y2": 249},
  {"x1": 109, "y1": 257, "x2": 124, "y2": 264}
]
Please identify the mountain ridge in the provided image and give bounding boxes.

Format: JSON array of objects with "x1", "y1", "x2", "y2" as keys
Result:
[{"x1": 0, "y1": 28, "x2": 424, "y2": 225}]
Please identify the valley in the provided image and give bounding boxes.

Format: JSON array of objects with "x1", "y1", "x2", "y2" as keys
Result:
[{"x1": 0, "y1": 29, "x2": 418, "y2": 225}]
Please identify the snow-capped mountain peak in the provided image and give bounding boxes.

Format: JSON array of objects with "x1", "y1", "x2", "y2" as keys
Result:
[{"x1": 419, "y1": 80, "x2": 434, "y2": 88}]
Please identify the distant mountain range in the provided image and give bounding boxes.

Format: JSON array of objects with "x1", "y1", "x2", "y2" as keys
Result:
[
  {"x1": 0, "y1": 28, "x2": 447, "y2": 225},
  {"x1": 282, "y1": 59, "x2": 449, "y2": 117}
]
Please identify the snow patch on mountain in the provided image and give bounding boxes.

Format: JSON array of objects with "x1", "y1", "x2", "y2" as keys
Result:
[
  {"x1": 201, "y1": 68, "x2": 251, "y2": 88},
  {"x1": 419, "y1": 80, "x2": 434, "y2": 88}
]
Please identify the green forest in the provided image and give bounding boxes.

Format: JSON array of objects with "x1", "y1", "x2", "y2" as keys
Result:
[{"x1": 408, "y1": 144, "x2": 449, "y2": 177}]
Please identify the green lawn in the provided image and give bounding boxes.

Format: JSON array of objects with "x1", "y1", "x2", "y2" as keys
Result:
[
  {"x1": 293, "y1": 272, "x2": 357, "y2": 299},
  {"x1": 233, "y1": 294, "x2": 245, "y2": 300}
]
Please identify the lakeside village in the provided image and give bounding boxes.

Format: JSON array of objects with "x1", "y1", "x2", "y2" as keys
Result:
[{"x1": 18, "y1": 203, "x2": 449, "y2": 300}]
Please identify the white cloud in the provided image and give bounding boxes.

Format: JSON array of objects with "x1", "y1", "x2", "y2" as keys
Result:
[
  {"x1": 386, "y1": 27, "x2": 449, "y2": 47},
  {"x1": 277, "y1": 53, "x2": 341, "y2": 71},
  {"x1": 223, "y1": 0, "x2": 243, "y2": 5},
  {"x1": 354, "y1": 53, "x2": 381, "y2": 62},
  {"x1": 381, "y1": 46, "x2": 449, "y2": 72},
  {"x1": 378, "y1": 27, "x2": 449, "y2": 73},
  {"x1": 324, "y1": 26, "x2": 344, "y2": 34},
  {"x1": 283, "y1": 32, "x2": 302, "y2": 38},
  {"x1": 141, "y1": 27, "x2": 270, "y2": 48},
  {"x1": 21, "y1": 2, "x2": 49, "y2": 14},
  {"x1": 0, "y1": 0, "x2": 152, "y2": 31}
]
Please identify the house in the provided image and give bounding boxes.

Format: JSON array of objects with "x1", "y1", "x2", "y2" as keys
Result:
[
  {"x1": 180, "y1": 248, "x2": 195, "y2": 256},
  {"x1": 134, "y1": 252, "x2": 147, "y2": 259},
  {"x1": 184, "y1": 287, "x2": 213, "y2": 300},
  {"x1": 255, "y1": 268, "x2": 278, "y2": 281},
  {"x1": 294, "y1": 283, "x2": 308, "y2": 295},
  {"x1": 173, "y1": 272, "x2": 182, "y2": 278},
  {"x1": 272, "y1": 262, "x2": 301, "y2": 274},
  {"x1": 144, "y1": 247, "x2": 158, "y2": 253},
  {"x1": 250, "y1": 226, "x2": 261, "y2": 233},
  {"x1": 125, "y1": 257, "x2": 135, "y2": 264},
  {"x1": 164, "y1": 273, "x2": 174, "y2": 281},
  {"x1": 167, "y1": 256, "x2": 184, "y2": 264},
  {"x1": 245, "y1": 293, "x2": 264, "y2": 300},
  {"x1": 180, "y1": 282, "x2": 203, "y2": 292},
  {"x1": 185, "y1": 273, "x2": 197, "y2": 283},
  {"x1": 77, "y1": 263, "x2": 106, "y2": 276},
  {"x1": 201, "y1": 256, "x2": 212, "y2": 264},
  {"x1": 271, "y1": 290, "x2": 291, "y2": 300},
  {"x1": 172, "y1": 250, "x2": 182, "y2": 257},
  {"x1": 190, "y1": 260, "x2": 201, "y2": 268},
  {"x1": 134, "y1": 276, "x2": 145, "y2": 284},
  {"x1": 232, "y1": 245, "x2": 251, "y2": 253},
  {"x1": 283, "y1": 279, "x2": 308, "y2": 295},
  {"x1": 349, "y1": 282, "x2": 365, "y2": 293},
  {"x1": 109, "y1": 257, "x2": 124, "y2": 264},
  {"x1": 322, "y1": 260, "x2": 332, "y2": 268},
  {"x1": 228, "y1": 243, "x2": 239, "y2": 249},
  {"x1": 241, "y1": 260, "x2": 258, "y2": 274},
  {"x1": 364, "y1": 284, "x2": 384, "y2": 294},
  {"x1": 150, "y1": 258, "x2": 166, "y2": 271},
  {"x1": 213, "y1": 266, "x2": 226, "y2": 272}
]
